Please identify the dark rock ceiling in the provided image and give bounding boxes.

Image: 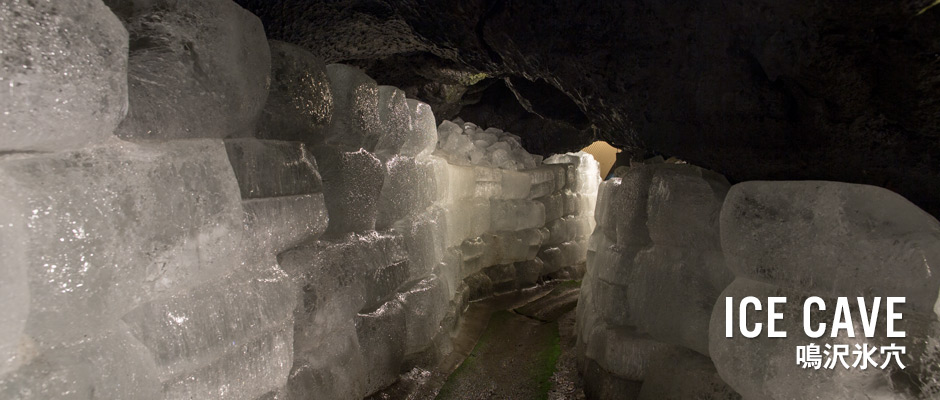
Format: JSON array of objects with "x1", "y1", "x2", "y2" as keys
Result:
[{"x1": 235, "y1": 0, "x2": 940, "y2": 216}]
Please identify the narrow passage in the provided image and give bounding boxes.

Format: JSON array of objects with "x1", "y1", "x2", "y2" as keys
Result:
[{"x1": 371, "y1": 281, "x2": 585, "y2": 400}]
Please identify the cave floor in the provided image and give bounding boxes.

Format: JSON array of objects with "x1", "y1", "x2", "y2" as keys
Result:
[{"x1": 369, "y1": 281, "x2": 585, "y2": 400}]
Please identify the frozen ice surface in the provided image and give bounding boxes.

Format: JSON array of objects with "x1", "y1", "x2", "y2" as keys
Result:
[
  {"x1": 583, "y1": 163, "x2": 733, "y2": 354},
  {"x1": 0, "y1": 140, "x2": 244, "y2": 348},
  {"x1": 0, "y1": 327, "x2": 163, "y2": 399},
  {"x1": 0, "y1": 192, "x2": 28, "y2": 376},
  {"x1": 392, "y1": 209, "x2": 446, "y2": 281},
  {"x1": 545, "y1": 215, "x2": 593, "y2": 246},
  {"x1": 114, "y1": 0, "x2": 270, "y2": 140},
  {"x1": 435, "y1": 120, "x2": 542, "y2": 169},
  {"x1": 539, "y1": 241, "x2": 588, "y2": 273},
  {"x1": 313, "y1": 146, "x2": 385, "y2": 235},
  {"x1": 437, "y1": 120, "x2": 462, "y2": 142},
  {"x1": 592, "y1": 179, "x2": 619, "y2": 241},
  {"x1": 545, "y1": 152, "x2": 601, "y2": 195},
  {"x1": 601, "y1": 170, "x2": 654, "y2": 247},
  {"x1": 224, "y1": 139, "x2": 323, "y2": 199},
  {"x1": 162, "y1": 326, "x2": 293, "y2": 400},
  {"x1": 583, "y1": 323, "x2": 679, "y2": 381},
  {"x1": 434, "y1": 163, "x2": 476, "y2": 203},
  {"x1": 403, "y1": 100, "x2": 439, "y2": 158},
  {"x1": 257, "y1": 40, "x2": 333, "y2": 142},
  {"x1": 324, "y1": 64, "x2": 381, "y2": 151},
  {"x1": 647, "y1": 166, "x2": 729, "y2": 249},
  {"x1": 225, "y1": 139, "x2": 329, "y2": 254},
  {"x1": 122, "y1": 263, "x2": 295, "y2": 378},
  {"x1": 356, "y1": 298, "x2": 406, "y2": 395},
  {"x1": 489, "y1": 200, "x2": 546, "y2": 232},
  {"x1": 443, "y1": 199, "x2": 492, "y2": 247},
  {"x1": 286, "y1": 323, "x2": 366, "y2": 400},
  {"x1": 376, "y1": 155, "x2": 437, "y2": 229},
  {"x1": 627, "y1": 247, "x2": 730, "y2": 355},
  {"x1": 1, "y1": 0, "x2": 128, "y2": 152},
  {"x1": 492, "y1": 228, "x2": 544, "y2": 263},
  {"x1": 0, "y1": 344, "x2": 95, "y2": 400},
  {"x1": 399, "y1": 276, "x2": 449, "y2": 355},
  {"x1": 278, "y1": 232, "x2": 408, "y2": 347},
  {"x1": 501, "y1": 170, "x2": 533, "y2": 200},
  {"x1": 565, "y1": 190, "x2": 597, "y2": 217},
  {"x1": 459, "y1": 236, "x2": 492, "y2": 278},
  {"x1": 464, "y1": 271, "x2": 496, "y2": 301},
  {"x1": 515, "y1": 258, "x2": 546, "y2": 287},
  {"x1": 526, "y1": 164, "x2": 566, "y2": 199},
  {"x1": 590, "y1": 275, "x2": 633, "y2": 328},
  {"x1": 709, "y1": 278, "x2": 896, "y2": 400},
  {"x1": 243, "y1": 194, "x2": 329, "y2": 255},
  {"x1": 374, "y1": 86, "x2": 410, "y2": 159},
  {"x1": 436, "y1": 249, "x2": 464, "y2": 300},
  {"x1": 484, "y1": 264, "x2": 518, "y2": 293},
  {"x1": 722, "y1": 181, "x2": 940, "y2": 314},
  {"x1": 472, "y1": 167, "x2": 532, "y2": 200},
  {"x1": 537, "y1": 193, "x2": 565, "y2": 222}
]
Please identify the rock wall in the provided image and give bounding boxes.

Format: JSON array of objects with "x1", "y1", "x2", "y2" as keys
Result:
[
  {"x1": 577, "y1": 162, "x2": 940, "y2": 399},
  {"x1": 0, "y1": 1, "x2": 599, "y2": 399}
]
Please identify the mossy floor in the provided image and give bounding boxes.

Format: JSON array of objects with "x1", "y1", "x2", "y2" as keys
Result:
[
  {"x1": 368, "y1": 281, "x2": 583, "y2": 400},
  {"x1": 435, "y1": 310, "x2": 561, "y2": 399},
  {"x1": 435, "y1": 281, "x2": 581, "y2": 400}
]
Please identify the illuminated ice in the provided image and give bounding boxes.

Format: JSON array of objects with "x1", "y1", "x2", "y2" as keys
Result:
[
  {"x1": 325, "y1": 64, "x2": 381, "y2": 151},
  {"x1": 1, "y1": 0, "x2": 128, "y2": 152},
  {"x1": 0, "y1": 140, "x2": 244, "y2": 348},
  {"x1": 114, "y1": 0, "x2": 270, "y2": 140},
  {"x1": 374, "y1": 86, "x2": 410, "y2": 159},
  {"x1": 435, "y1": 120, "x2": 543, "y2": 170},
  {"x1": 709, "y1": 278, "x2": 894, "y2": 400},
  {"x1": 313, "y1": 146, "x2": 385, "y2": 236},
  {"x1": 257, "y1": 40, "x2": 332, "y2": 142},
  {"x1": 721, "y1": 181, "x2": 940, "y2": 314},
  {"x1": 376, "y1": 155, "x2": 437, "y2": 229}
]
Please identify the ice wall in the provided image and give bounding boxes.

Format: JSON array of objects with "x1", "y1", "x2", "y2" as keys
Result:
[
  {"x1": 0, "y1": 1, "x2": 600, "y2": 399},
  {"x1": 577, "y1": 160, "x2": 940, "y2": 399},
  {"x1": 711, "y1": 182, "x2": 940, "y2": 399},
  {"x1": 576, "y1": 160, "x2": 739, "y2": 399}
]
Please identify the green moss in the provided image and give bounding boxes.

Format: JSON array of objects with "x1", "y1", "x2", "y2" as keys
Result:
[
  {"x1": 919, "y1": 0, "x2": 940, "y2": 15},
  {"x1": 459, "y1": 72, "x2": 489, "y2": 86},
  {"x1": 532, "y1": 323, "x2": 562, "y2": 399},
  {"x1": 557, "y1": 279, "x2": 582, "y2": 289},
  {"x1": 435, "y1": 311, "x2": 510, "y2": 399},
  {"x1": 436, "y1": 310, "x2": 564, "y2": 399}
]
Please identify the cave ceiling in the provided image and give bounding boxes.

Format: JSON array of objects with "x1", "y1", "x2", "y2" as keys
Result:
[{"x1": 235, "y1": 0, "x2": 940, "y2": 216}]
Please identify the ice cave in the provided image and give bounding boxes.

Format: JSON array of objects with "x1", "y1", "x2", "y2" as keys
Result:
[{"x1": 2, "y1": 0, "x2": 940, "y2": 399}]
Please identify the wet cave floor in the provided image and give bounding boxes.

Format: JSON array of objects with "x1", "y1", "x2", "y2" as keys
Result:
[{"x1": 370, "y1": 281, "x2": 586, "y2": 400}]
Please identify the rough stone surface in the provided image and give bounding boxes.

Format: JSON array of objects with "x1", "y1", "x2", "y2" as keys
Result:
[
  {"x1": 236, "y1": 0, "x2": 940, "y2": 218},
  {"x1": 1, "y1": 0, "x2": 129, "y2": 152}
]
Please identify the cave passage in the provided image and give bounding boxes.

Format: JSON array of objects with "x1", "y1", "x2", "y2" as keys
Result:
[{"x1": 2, "y1": 1, "x2": 940, "y2": 400}]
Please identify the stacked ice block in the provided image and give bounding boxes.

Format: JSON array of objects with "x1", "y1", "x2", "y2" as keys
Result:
[
  {"x1": 0, "y1": 1, "x2": 604, "y2": 399},
  {"x1": 710, "y1": 181, "x2": 940, "y2": 399},
  {"x1": 576, "y1": 161, "x2": 739, "y2": 398},
  {"x1": 273, "y1": 89, "x2": 602, "y2": 396}
]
